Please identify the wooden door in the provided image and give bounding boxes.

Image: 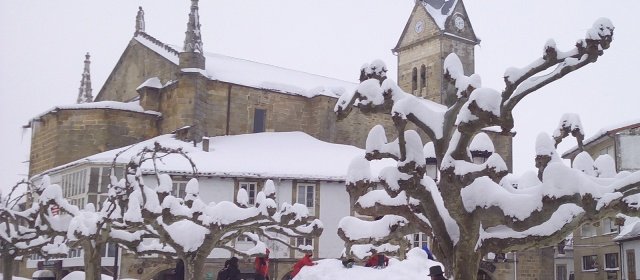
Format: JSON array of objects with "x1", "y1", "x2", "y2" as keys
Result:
[{"x1": 627, "y1": 249, "x2": 636, "y2": 280}]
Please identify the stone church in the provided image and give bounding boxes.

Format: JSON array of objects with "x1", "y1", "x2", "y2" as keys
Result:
[{"x1": 20, "y1": 0, "x2": 555, "y2": 279}]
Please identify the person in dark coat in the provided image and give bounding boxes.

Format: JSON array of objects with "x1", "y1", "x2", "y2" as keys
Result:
[
  {"x1": 225, "y1": 257, "x2": 242, "y2": 280},
  {"x1": 428, "y1": 265, "x2": 447, "y2": 280}
]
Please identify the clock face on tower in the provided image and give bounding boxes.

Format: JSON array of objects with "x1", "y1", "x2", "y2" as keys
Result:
[
  {"x1": 415, "y1": 20, "x2": 425, "y2": 34},
  {"x1": 454, "y1": 15, "x2": 465, "y2": 31}
]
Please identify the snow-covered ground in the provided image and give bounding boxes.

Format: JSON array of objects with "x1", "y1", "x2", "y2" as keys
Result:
[
  {"x1": 1, "y1": 250, "x2": 436, "y2": 280},
  {"x1": 61, "y1": 271, "x2": 118, "y2": 280},
  {"x1": 0, "y1": 274, "x2": 29, "y2": 280},
  {"x1": 295, "y1": 248, "x2": 442, "y2": 280}
]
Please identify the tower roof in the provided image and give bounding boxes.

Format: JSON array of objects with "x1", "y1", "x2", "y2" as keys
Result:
[
  {"x1": 76, "y1": 52, "x2": 93, "y2": 104},
  {"x1": 183, "y1": 0, "x2": 203, "y2": 53},
  {"x1": 420, "y1": 0, "x2": 459, "y2": 30}
]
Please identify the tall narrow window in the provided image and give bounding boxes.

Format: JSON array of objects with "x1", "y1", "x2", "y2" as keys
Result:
[
  {"x1": 556, "y1": 264, "x2": 567, "y2": 280},
  {"x1": 603, "y1": 218, "x2": 618, "y2": 234},
  {"x1": 411, "y1": 67, "x2": 418, "y2": 92},
  {"x1": 240, "y1": 182, "x2": 258, "y2": 205},
  {"x1": 581, "y1": 223, "x2": 597, "y2": 238},
  {"x1": 605, "y1": 253, "x2": 619, "y2": 270},
  {"x1": 412, "y1": 232, "x2": 428, "y2": 248},
  {"x1": 105, "y1": 242, "x2": 117, "y2": 258},
  {"x1": 297, "y1": 184, "x2": 315, "y2": 208},
  {"x1": 420, "y1": 65, "x2": 427, "y2": 90},
  {"x1": 253, "y1": 108, "x2": 266, "y2": 133},
  {"x1": 172, "y1": 181, "x2": 188, "y2": 198},
  {"x1": 582, "y1": 255, "x2": 597, "y2": 271}
]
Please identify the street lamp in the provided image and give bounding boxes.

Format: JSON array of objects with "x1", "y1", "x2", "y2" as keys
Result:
[
  {"x1": 470, "y1": 133, "x2": 494, "y2": 164},
  {"x1": 423, "y1": 142, "x2": 437, "y2": 181}
]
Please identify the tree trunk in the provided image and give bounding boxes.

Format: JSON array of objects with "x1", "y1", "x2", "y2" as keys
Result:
[
  {"x1": 2, "y1": 255, "x2": 13, "y2": 280},
  {"x1": 451, "y1": 246, "x2": 482, "y2": 280},
  {"x1": 182, "y1": 256, "x2": 205, "y2": 280},
  {"x1": 83, "y1": 243, "x2": 104, "y2": 280}
]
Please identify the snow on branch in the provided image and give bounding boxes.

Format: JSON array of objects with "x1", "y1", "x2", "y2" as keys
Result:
[{"x1": 332, "y1": 18, "x2": 638, "y2": 280}]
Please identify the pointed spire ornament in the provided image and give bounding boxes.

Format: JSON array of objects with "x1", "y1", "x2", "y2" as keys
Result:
[
  {"x1": 135, "y1": 6, "x2": 145, "y2": 35},
  {"x1": 183, "y1": 0, "x2": 203, "y2": 53},
  {"x1": 77, "y1": 53, "x2": 93, "y2": 104}
]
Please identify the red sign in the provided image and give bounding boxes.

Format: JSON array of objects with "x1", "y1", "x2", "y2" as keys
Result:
[{"x1": 50, "y1": 205, "x2": 59, "y2": 216}]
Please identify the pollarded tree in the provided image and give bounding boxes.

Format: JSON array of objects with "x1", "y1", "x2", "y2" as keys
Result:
[
  {"x1": 0, "y1": 180, "x2": 74, "y2": 280},
  {"x1": 108, "y1": 143, "x2": 323, "y2": 280},
  {"x1": 335, "y1": 18, "x2": 639, "y2": 279}
]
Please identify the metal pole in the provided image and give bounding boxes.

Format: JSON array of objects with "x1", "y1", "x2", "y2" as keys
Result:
[
  {"x1": 112, "y1": 245, "x2": 119, "y2": 280},
  {"x1": 514, "y1": 252, "x2": 517, "y2": 280}
]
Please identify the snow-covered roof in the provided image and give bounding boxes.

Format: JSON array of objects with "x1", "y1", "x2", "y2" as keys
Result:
[
  {"x1": 134, "y1": 34, "x2": 357, "y2": 99},
  {"x1": 36, "y1": 132, "x2": 395, "y2": 182},
  {"x1": 614, "y1": 216, "x2": 640, "y2": 242},
  {"x1": 29, "y1": 100, "x2": 162, "y2": 124},
  {"x1": 136, "y1": 77, "x2": 163, "y2": 90},
  {"x1": 562, "y1": 119, "x2": 640, "y2": 158},
  {"x1": 421, "y1": 0, "x2": 459, "y2": 30}
]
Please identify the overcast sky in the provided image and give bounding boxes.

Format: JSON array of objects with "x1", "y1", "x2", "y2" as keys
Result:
[{"x1": 1, "y1": 0, "x2": 638, "y2": 192}]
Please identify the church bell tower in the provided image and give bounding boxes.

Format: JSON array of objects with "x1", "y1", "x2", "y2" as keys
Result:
[{"x1": 393, "y1": 0, "x2": 479, "y2": 106}]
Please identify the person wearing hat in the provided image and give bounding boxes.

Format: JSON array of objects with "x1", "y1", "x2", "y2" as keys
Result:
[
  {"x1": 255, "y1": 248, "x2": 271, "y2": 280},
  {"x1": 428, "y1": 265, "x2": 447, "y2": 280}
]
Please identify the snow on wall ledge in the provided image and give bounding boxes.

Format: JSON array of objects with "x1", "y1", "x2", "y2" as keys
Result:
[
  {"x1": 33, "y1": 132, "x2": 396, "y2": 182},
  {"x1": 30, "y1": 100, "x2": 162, "y2": 121}
]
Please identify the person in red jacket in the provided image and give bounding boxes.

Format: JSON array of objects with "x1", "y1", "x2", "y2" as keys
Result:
[
  {"x1": 289, "y1": 252, "x2": 315, "y2": 279},
  {"x1": 254, "y1": 248, "x2": 270, "y2": 280},
  {"x1": 364, "y1": 254, "x2": 389, "y2": 268}
]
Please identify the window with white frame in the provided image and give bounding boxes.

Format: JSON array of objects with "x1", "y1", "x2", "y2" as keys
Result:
[
  {"x1": 603, "y1": 218, "x2": 618, "y2": 234},
  {"x1": 240, "y1": 182, "x2": 258, "y2": 205},
  {"x1": 297, "y1": 183, "x2": 316, "y2": 216},
  {"x1": 172, "y1": 181, "x2": 188, "y2": 198},
  {"x1": 412, "y1": 232, "x2": 429, "y2": 248},
  {"x1": 68, "y1": 248, "x2": 82, "y2": 258},
  {"x1": 61, "y1": 169, "x2": 87, "y2": 198},
  {"x1": 89, "y1": 167, "x2": 124, "y2": 196},
  {"x1": 582, "y1": 255, "x2": 598, "y2": 271},
  {"x1": 581, "y1": 223, "x2": 597, "y2": 238},
  {"x1": 600, "y1": 145, "x2": 615, "y2": 158},
  {"x1": 296, "y1": 184, "x2": 315, "y2": 208},
  {"x1": 104, "y1": 242, "x2": 117, "y2": 258},
  {"x1": 556, "y1": 264, "x2": 567, "y2": 280},
  {"x1": 296, "y1": 237, "x2": 313, "y2": 248},
  {"x1": 605, "y1": 253, "x2": 619, "y2": 270}
]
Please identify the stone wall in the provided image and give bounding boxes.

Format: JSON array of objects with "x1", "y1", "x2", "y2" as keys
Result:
[
  {"x1": 95, "y1": 39, "x2": 178, "y2": 102},
  {"x1": 487, "y1": 131, "x2": 514, "y2": 171},
  {"x1": 489, "y1": 248, "x2": 555, "y2": 280},
  {"x1": 29, "y1": 109, "x2": 159, "y2": 176},
  {"x1": 157, "y1": 71, "x2": 208, "y2": 140},
  {"x1": 152, "y1": 79, "x2": 396, "y2": 149}
]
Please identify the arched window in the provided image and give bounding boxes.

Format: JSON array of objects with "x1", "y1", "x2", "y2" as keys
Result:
[
  {"x1": 411, "y1": 67, "x2": 418, "y2": 92},
  {"x1": 420, "y1": 65, "x2": 427, "y2": 91}
]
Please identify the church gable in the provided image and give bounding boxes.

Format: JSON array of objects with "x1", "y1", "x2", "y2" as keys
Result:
[
  {"x1": 95, "y1": 36, "x2": 179, "y2": 103},
  {"x1": 393, "y1": 3, "x2": 441, "y2": 52},
  {"x1": 442, "y1": 0, "x2": 478, "y2": 43}
]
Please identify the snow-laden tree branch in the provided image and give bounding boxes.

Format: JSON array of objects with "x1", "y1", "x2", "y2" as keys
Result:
[
  {"x1": 0, "y1": 180, "x2": 74, "y2": 280},
  {"x1": 104, "y1": 142, "x2": 324, "y2": 280},
  {"x1": 333, "y1": 18, "x2": 636, "y2": 280}
]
